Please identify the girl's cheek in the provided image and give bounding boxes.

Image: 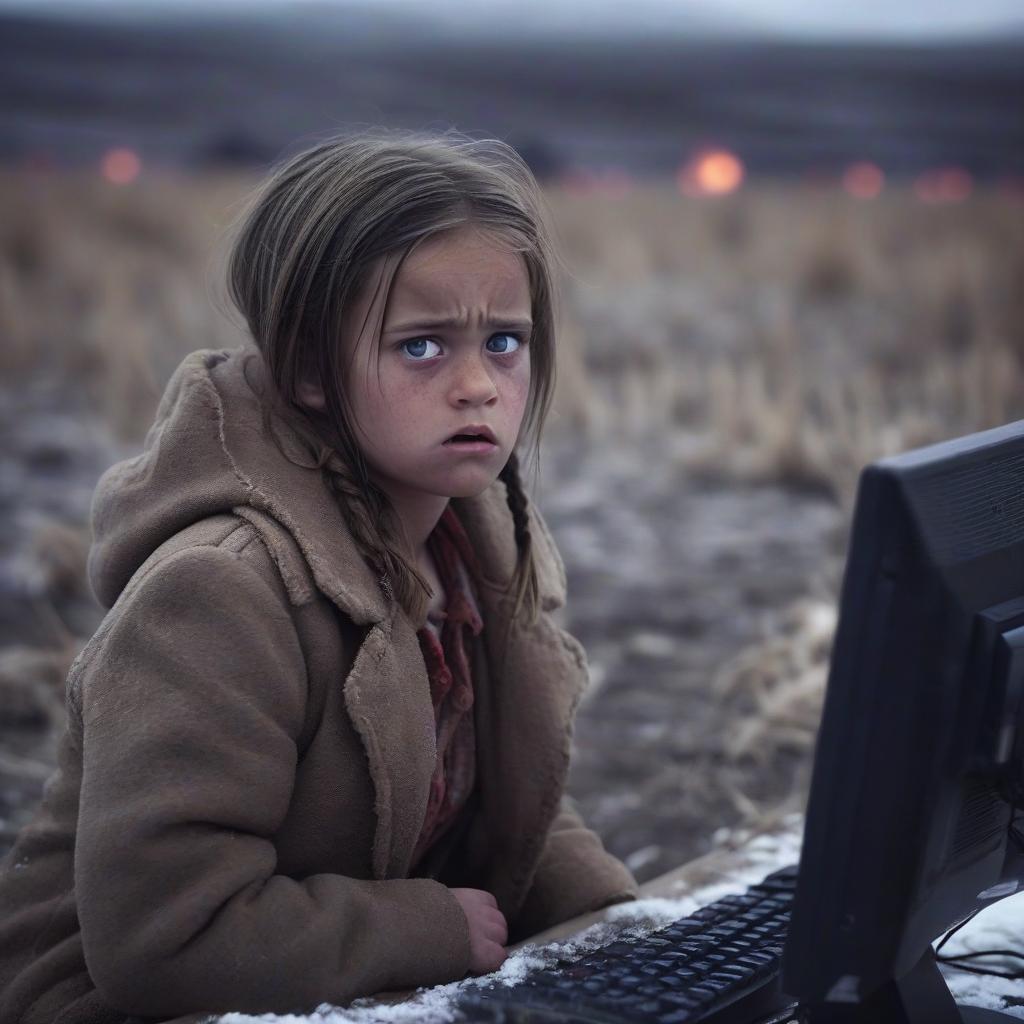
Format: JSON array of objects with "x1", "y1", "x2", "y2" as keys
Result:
[
  {"x1": 381, "y1": 368, "x2": 428, "y2": 404},
  {"x1": 509, "y1": 358, "x2": 531, "y2": 407}
]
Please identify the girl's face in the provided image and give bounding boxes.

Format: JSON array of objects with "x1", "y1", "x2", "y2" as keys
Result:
[{"x1": 307, "y1": 223, "x2": 533, "y2": 514}]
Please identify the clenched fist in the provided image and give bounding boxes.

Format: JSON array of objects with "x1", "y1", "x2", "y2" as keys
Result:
[{"x1": 449, "y1": 887, "x2": 509, "y2": 975}]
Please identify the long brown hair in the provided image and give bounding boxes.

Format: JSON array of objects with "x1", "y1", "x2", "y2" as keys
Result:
[{"x1": 226, "y1": 127, "x2": 562, "y2": 628}]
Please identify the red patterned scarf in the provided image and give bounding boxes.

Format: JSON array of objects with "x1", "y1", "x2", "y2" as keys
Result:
[{"x1": 409, "y1": 504, "x2": 484, "y2": 871}]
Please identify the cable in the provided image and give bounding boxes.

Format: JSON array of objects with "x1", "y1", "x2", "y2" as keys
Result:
[
  {"x1": 936, "y1": 960, "x2": 1024, "y2": 981},
  {"x1": 934, "y1": 909, "x2": 982, "y2": 958},
  {"x1": 932, "y1": 795, "x2": 1024, "y2": 981}
]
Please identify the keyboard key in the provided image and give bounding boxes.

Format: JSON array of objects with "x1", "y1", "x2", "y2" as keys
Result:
[
  {"x1": 687, "y1": 984, "x2": 720, "y2": 1004},
  {"x1": 657, "y1": 974, "x2": 688, "y2": 990},
  {"x1": 716, "y1": 963, "x2": 756, "y2": 982},
  {"x1": 701, "y1": 974, "x2": 740, "y2": 995},
  {"x1": 672, "y1": 966, "x2": 701, "y2": 980},
  {"x1": 707, "y1": 923, "x2": 743, "y2": 938},
  {"x1": 689, "y1": 906, "x2": 724, "y2": 922},
  {"x1": 663, "y1": 919, "x2": 704, "y2": 934},
  {"x1": 674, "y1": 940, "x2": 711, "y2": 956},
  {"x1": 661, "y1": 992, "x2": 703, "y2": 1009},
  {"x1": 719, "y1": 892, "x2": 762, "y2": 907},
  {"x1": 602, "y1": 941, "x2": 637, "y2": 957}
]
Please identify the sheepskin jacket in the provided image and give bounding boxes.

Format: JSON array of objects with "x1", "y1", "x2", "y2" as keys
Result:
[{"x1": 0, "y1": 345, "x2": 639, "y2": 1024}]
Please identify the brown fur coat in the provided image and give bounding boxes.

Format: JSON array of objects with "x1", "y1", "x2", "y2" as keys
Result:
[{"x1": 0, "y1": 346, "x2": 638, "y2": 1023}]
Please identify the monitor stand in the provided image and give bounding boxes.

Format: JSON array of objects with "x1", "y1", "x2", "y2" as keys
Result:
[{"x1": 802, "y1": 950, "x2": 1017, "y2": 1022}]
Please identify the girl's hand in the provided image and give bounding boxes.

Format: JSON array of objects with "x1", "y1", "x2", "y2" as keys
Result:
[{"x1": 449, "y1": 887, "x2": 509, "y2": 975}]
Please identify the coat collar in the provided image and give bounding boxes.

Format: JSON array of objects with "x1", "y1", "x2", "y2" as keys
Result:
[{"x1": 204, "y1": 345, "x2": 567, "y2": 623}]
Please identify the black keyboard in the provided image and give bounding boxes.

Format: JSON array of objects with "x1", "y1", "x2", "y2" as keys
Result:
[{"x1": 455, "y1": 864, "x2": 801, "y2": 1024}]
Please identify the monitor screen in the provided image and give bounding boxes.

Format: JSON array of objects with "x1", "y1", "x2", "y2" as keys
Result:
[{"x1": 781, "y1": 419, "x2": 1024, "y2": 1023}]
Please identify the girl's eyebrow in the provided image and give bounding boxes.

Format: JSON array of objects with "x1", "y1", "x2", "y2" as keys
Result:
[{"x1": 383, "y1": 315, "x2": 533, "y2": 334}]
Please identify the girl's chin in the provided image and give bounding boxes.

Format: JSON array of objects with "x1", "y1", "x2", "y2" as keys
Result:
[
  {"x1": 442, "y1": 476, "x2": 502, "y2": 499},
  {"x1": 435, "y1": 466, "x2": 505, "y2": 498}
]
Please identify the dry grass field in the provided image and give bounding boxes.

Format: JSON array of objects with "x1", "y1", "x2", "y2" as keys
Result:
[
  {"x1": 1, "y1": 168, "x2": 1022, "y2": 873},
  {"x1": 5, "y1": 171, "x2": 1021, "y2": 496}
]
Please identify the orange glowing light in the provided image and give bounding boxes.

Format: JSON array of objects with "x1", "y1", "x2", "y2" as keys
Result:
[
  {"x1": 101, "y1": 147, "x2": 141, "y2": 185},
  {"x1": 842, "y1": 162, "x2": 884, "y2": 199},
  {"x1": 913, "y1": 167, "x2": 973, "y2": 204},
  {"x1": 677, "y1": 149, "x2": 744, "y2": 197}
]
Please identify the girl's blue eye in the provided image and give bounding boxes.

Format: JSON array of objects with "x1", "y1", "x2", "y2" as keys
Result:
[
  {"x1": 401, "y1": 338, "x2": 442, "y2": 360},
  {"x1": 486, "y1": 334, "x2": 522, "y2": 354}
]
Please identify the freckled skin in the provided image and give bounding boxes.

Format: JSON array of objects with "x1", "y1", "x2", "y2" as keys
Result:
[{"x1": 298, "y1": 223, "x2": 533, "y2": 553}]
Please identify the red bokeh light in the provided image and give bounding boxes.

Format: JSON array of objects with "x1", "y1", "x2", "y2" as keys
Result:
[
  {"x1": 101, "y1": 147, "x2": 142, "y2": 185},
  {"x1": 842, "y1": 162, "x2": 884, "y2": 199}
]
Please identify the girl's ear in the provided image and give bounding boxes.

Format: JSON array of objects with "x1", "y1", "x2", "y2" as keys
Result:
[{"x1": 296, "y1": 375, "x2": 327, "y2": 411}]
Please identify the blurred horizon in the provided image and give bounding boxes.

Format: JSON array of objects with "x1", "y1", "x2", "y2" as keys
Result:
[
  {"x1": 5, "y1": 0, "x2": 1024, "y2": 43},
  {"x1": 2, "y1": 1, "x2": 1022, "y2": 186}
]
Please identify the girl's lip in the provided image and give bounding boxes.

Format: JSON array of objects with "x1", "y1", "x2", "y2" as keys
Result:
[
  {"x1": 441, "y1": 438, "x2": 499, "y2": 453},
  {"x1": 445, "y1": 425, "x2": 498, "y2": 444}
]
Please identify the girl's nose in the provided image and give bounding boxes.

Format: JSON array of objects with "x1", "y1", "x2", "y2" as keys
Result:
[{"x1": 450, "y1": 354, "x2": 498, "y2": 406}]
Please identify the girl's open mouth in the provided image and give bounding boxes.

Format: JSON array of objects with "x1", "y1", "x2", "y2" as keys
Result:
[{"x1": 443, "y1": 434, "x2": 499, "y2": 452}]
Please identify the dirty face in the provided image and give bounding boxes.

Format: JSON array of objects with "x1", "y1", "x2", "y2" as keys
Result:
[{"x1": 308, "y1": 223, "x2": 533, "y2": 517}]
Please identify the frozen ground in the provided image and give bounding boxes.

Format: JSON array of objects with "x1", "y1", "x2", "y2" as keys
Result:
[{"x1": 533, "y1": 431, "x2": 843, "y2": 877}]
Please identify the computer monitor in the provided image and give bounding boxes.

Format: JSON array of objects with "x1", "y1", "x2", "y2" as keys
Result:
[{"x1": 781, "y1": 419, "x2": 1024, "y2": 1024}]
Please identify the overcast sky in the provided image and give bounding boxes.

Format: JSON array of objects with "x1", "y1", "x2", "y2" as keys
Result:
[{"x1": 3, "y1": 0, "x2": 1023, "y2": 40}]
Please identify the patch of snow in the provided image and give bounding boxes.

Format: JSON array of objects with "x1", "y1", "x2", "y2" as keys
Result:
[
  {"x1": 944, "y1": 969, "x2": 1024, "y2": 1020},
  {"x1": 628, "y1": 632, "x2": 676, "y2": 658},
  {"x1": 624, "y1": 844, "x2": 661, "y2": 872},
  {"x1": 938, "y1": 891, "x2": 1024, "y2": 1018}
]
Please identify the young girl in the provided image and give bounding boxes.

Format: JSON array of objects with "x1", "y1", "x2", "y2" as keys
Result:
[{"x1": 0, "y1": 128, "x2": 639, "y2": 1024}]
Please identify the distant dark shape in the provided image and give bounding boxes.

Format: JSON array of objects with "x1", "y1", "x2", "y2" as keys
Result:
[
  {"x1": 506, "y1": 135, "x2": 565, "y2": 182},
  {"x1": 194, "y1": 131, "x2": 278, "y2": 170}
]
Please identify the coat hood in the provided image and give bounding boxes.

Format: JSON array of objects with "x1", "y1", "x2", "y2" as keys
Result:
[{"x1": 87, "y1": 345, "x2": 567, "y2": 622}]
